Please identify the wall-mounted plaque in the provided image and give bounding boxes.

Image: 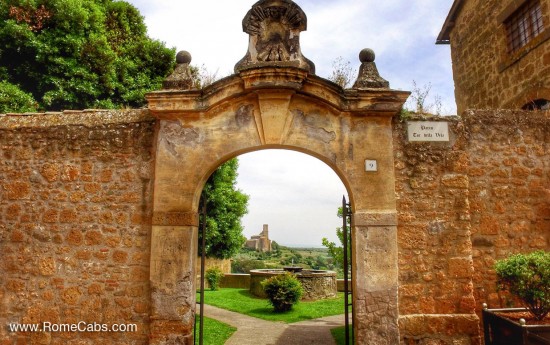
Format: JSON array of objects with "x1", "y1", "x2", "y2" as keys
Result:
[{"x1": 407, "y1": 121, "x2": 449, "y2": 142}]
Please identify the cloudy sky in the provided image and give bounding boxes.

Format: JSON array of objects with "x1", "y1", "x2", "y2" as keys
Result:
[{"x1": 127, "y1": 0, "x2": 456, "y2": 246}]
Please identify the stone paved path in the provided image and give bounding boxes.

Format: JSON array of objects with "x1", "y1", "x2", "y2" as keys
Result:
[{"x1": 200, "y1": 304, "x2": 346, "y2": 345}]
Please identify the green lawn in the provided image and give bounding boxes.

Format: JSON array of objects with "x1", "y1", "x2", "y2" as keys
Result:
[
  {"x1": 196, "y1": 316, "x2": 236, "y2": 345},
  {"x1": 199, "y1": 288, "x2": 345, "y2": 323},
  {"x1": 330, "y1": 325, "x2": 353, "y2": 345}
]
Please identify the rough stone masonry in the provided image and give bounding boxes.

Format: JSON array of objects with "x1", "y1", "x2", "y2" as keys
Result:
[{"x1": 0, "y1": 107, "x2": 548, "y2": 345}]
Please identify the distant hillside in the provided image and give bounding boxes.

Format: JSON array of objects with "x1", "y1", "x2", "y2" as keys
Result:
[{"x1": 231, "y1": 245, "x2": 342, "y2": 277}]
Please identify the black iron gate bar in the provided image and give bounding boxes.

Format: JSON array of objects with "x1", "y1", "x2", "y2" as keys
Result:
[
  {"x1": 194, "y1": 198, "x2": 207, "y2": 345},
  {"x1": 342, "y1": 195, "x2": 354, "y2": 345}
]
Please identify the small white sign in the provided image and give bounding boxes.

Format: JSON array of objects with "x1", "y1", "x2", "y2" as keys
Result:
[
  {"x1": 407, "y1": 121, "x2": 449, "y2": 142},
  {"x1": 365, "y1": 160, "x2": 377, "y2": 172}
]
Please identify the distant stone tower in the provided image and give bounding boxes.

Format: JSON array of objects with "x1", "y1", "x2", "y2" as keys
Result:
[{"x1": 245, "y1": 224, "x2": 272, "y2": 252}]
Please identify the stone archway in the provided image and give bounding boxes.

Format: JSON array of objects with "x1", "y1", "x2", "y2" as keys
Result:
[{"x1": 145, "y1": 1, "x2": 409, "y2": 344}]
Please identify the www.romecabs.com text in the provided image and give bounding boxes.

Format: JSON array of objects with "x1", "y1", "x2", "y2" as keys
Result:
[{"x1": 9, "y1": 322, "x2": 138, "y2": 333}]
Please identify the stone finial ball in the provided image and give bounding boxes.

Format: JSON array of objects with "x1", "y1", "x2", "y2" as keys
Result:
[
  {"x1": 359, "y1": 48, "x2": 375, "y2": 63},
  {"x1": 176, "y1": 51, "x2": 192, "y2": 64}
]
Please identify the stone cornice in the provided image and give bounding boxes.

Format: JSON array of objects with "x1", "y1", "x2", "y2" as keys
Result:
[
  {"x1": 0, "y1": 109, "x2": 153, "y2": 129},
  {"x1": 145, "y1": 66, "x2": 410, "y2": 119}
]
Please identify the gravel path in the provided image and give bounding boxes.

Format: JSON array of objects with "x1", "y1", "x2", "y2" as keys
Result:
[{"x1": 199, "y1": 304, "x2": 346, "y2": 345}]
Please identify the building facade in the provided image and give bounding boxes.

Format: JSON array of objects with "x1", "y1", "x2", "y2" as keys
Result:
[
  {"x1": 245, "y1": 224, "x2": 272, "y2": 252},
  {"x1": 438, "y1": 0, "x2": 550, "y2": 113}
]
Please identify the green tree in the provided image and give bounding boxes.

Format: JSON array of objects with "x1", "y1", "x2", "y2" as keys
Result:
[
  {"x1": 271, "y1": 241, "x2": 281, "y2": 257},
  {"x1": 231, "y1": 259, "x2": 266, "y2": 274},
  {"x1": 321, "y1": 207, "x2": 351, "y2": 273},
  {"x1": 199, "y1": 159, "x2": 249, "y2": 259},
  {"x1": 0, "y1": 0, "x2": 174, "y2": 112},
  {"x1": 0, "y1": 81, "x2": 37, "y2": 113}
]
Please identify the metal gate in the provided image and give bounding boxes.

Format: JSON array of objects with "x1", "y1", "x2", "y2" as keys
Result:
[
  {"x1": 342, "y1": 195, "x2": 354, "y2": 345},
  {"x1": 194, "y1": 198, "x2": 207, "y2": 345}
]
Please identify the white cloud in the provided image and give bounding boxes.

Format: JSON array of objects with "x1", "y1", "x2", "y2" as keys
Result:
[
  {"x1": 236, "y1": 150, "x2": 346, "y2": 247},
  {"x1": 129, "y1": 0, "x2": 456, "y2": 112}
]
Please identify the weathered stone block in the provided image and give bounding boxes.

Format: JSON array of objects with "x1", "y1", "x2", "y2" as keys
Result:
[
  {"x1": 400, "y1": 284, "x2": 425, "y2": 308},
  {"x1": 61, "y1": 165, "x2": 79, "y2": 181},
  {"x1": 112, "y1": 250, "x2": 128, "y2": 263},
  {"x1": 59, "y1": 209, "x2": 77, "y2": 223},
  {"x1": 511, "y1": 166, "x2": 530, "y2": 178},
  {"x1": 61, "y1": 287, "x2": 81, "y2": 305},
  {"x1": 87, "y1": 283, "x2": 102, "y2": 295},
  {"x1": 5, "y1": 204, "x2": 21, "y2": 220},
  {"x1": 99, "y1": 169, "x2": 113, "y2": 182},
  {"x1": 84, "y1": 183, "x2": 101, "y2": 193},
  {"x1": 84, "y1": 230, "x2": 103, "y2": 246},
  {"x1": 478, "y1": 215, "x2": 499, "y2": 235},
  {"x1": 441, "y1": 174, "x2": 469, "y2": 189},
  {"x1": 105, "y1": 235, "x2": 121, "y2": 248},
  {"x1": 40, "y1": 163, "x2": 60, "y2": 182},
  {"x1": 5, "y1": 181, "x2": 31, "y2": 200},
  {"x1": 10, "y1": 230, "x2": 25, "y2": 242},
  {"x1": 399, "y1": 226, "x2": 428, "y2": 249},
  {"x1": 38, "y1": 257, "x2": 56, "y2": 276},
  {"x1": 448, "y1": 257, "x2": 473, "y2": 279}
]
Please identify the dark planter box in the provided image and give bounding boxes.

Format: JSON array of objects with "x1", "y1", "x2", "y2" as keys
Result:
[{"x1": 483, "y1": 307, "x2": 550, "y2": 345}]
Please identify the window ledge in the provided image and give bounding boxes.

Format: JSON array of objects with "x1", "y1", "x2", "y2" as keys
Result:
[{"x1": 499, "y1": 28, "x2": 550, "y2": 72}]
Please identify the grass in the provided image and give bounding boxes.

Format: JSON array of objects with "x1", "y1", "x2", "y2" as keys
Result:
[
  {"x1": 195, "y1": 316, "x2": 236, "y2": 345},
  {"x1": 199, "y1": 288, "x2": 345, "y2": 323},
  {"x1": 331, "y1": 325, "x2": 353, "y2": 345}
]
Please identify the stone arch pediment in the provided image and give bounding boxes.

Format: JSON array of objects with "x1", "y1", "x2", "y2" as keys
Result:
[
  {"x1": 146, "y1": 65, "x2": 408, "y2": 213},
  {"x1": 146, "y1": 63, "x2": 409, "y2": 345}
]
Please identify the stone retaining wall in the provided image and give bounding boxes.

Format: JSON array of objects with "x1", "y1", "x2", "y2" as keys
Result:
[
  {"x1": 220, "y1": 274, "x2": 251, "y2": 289},
  {"x1": 218, "y1": 274, "x2": 350, "y2": 292}
]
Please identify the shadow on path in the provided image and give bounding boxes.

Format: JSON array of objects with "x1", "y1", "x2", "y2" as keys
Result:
[{"x1": 199, "y1": 304, "x2": 346, "y2": 345}]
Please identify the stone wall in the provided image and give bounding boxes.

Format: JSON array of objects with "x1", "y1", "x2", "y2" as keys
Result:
[
  {"x1": 0, "y1": 108, "x2": 547, "y2": 345},
  {"x1": 220, "y1": 274, "x2": 251, "y2": 289},
  {"x1": 0, "y1": 110, "x2": 155, "y2": 345},
  {"x1": 393, "y1": 115, "x2": 480, "y2": 345},
  {"x1": 462, "y1": 110, "x2": 550, "y2": 309},
  {"x1": 393, "y1": 110, "x2": 550, "y2": 344},
  {"x1": 195, "y1": 258, "x2": 231, "y2": 276},
  {"x1": 217, "y1": 274, "x2": 350, "y2": 292},
  {"x1": 448, "y1": 0, "x2": 550, "y2": 113},
  {"x1": 195, "y1": 258, "x2": 231, "y2": 289}
]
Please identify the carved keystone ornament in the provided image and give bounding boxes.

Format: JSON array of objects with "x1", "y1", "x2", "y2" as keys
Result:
[{"x1": 235, "y1": 0, "x2": 315, "y2": 73}]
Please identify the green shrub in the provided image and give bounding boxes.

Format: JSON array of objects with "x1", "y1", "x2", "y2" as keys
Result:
[
  {"x1": 261, "y1": 272, "x2": 303, "y2": 312},
  {"x1": 495, "y1": 250, "x2": 550, "y2": 320},
  {"x1": 205, "y1": 267, "x2": 225, "y2": 291}
]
